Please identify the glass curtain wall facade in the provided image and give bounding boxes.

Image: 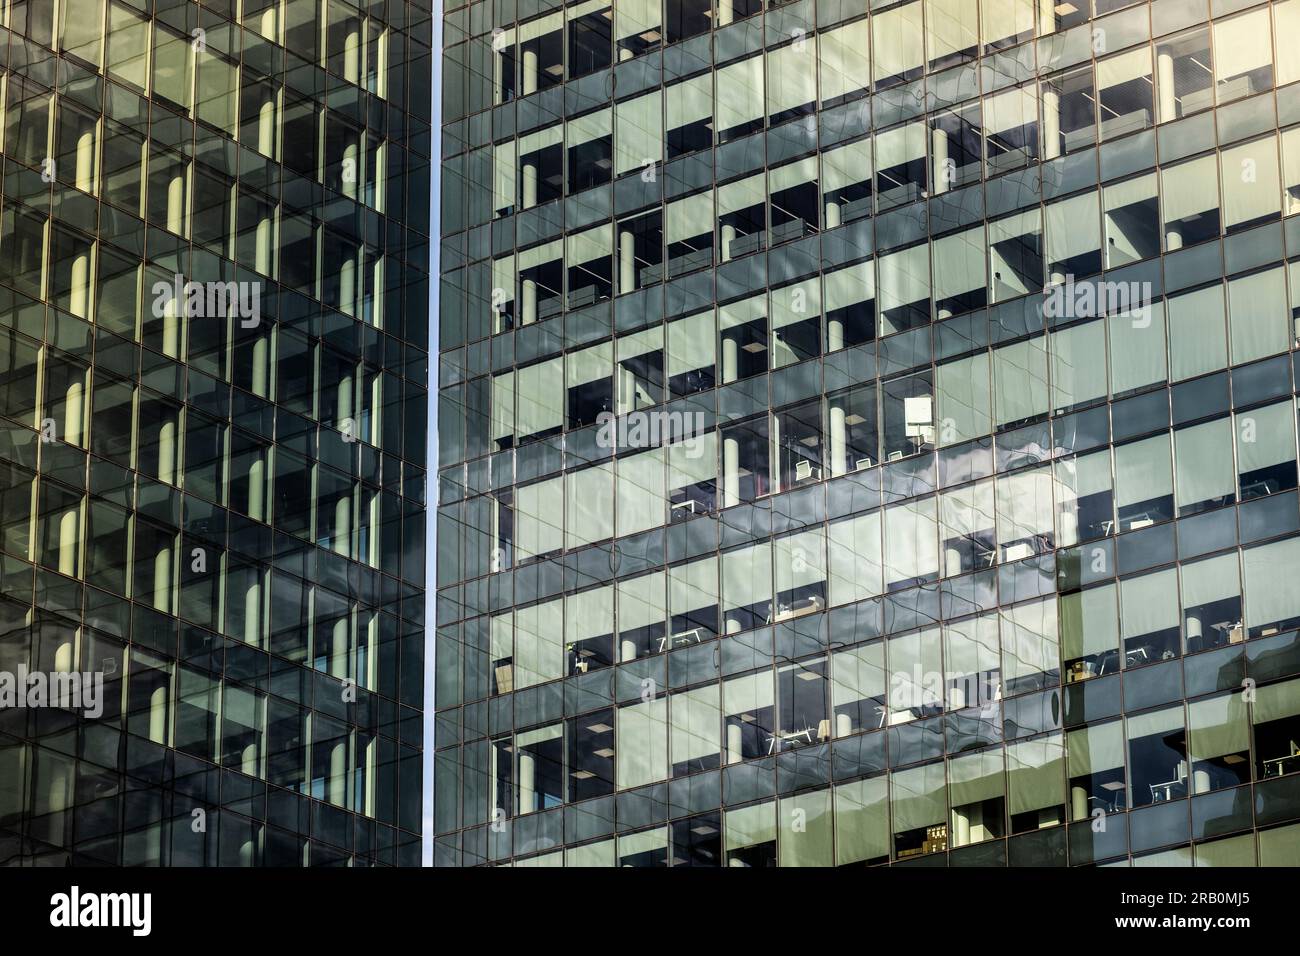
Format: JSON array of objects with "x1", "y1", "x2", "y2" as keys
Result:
[
  {"x1": 435, "y1": 0, "x2": 1300, "y2": 866},
  {"x1": 0, "y1": 0, "x2": 431, "y2": 865}
]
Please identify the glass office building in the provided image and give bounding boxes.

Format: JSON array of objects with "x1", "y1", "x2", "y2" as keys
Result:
[
  {"x1": 435, "y1": 0, "x2": 1300, "y2": 866},
  {"x1": 0, "y1": 0, "x2": 431, "y2": 865}
]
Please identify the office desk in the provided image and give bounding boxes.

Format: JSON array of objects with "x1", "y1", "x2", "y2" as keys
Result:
[
  {"x1": 1149, "y1": 778, "x2": 1188, "y2": 803},
  {"x1": 1262, "y1": 754, "x2": 1300, "y2": 779}
]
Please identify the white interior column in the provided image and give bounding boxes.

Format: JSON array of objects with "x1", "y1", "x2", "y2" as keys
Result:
[
  {"x1": 1185, "y1": 611, "x2": 1202, "y2": 648},
  {"x1": 1071, "y1": 784, "x2": 1088, "y2": 821},
  {"x1": 334, "y1": 493, "x2": 352, "y2": 557},
  {"x1": 726, "y1": 722, "x2": 743, "y2": 765},
  {"x1": 258, "y1": 99, "x2": 275, "y2": 158},
  {"x1": 167, "y1": 170, "x2": 185, "y2": 235},
  {"x1": 75, "y1": 128, "x2": 94, "y2": 193},
  {"x1": 363, "y1": 736, "x2": 376, "y2": 817},
  {"x1": 1037, "y1": 0, "x2": 1055, "y2": 37},
  {"x1": 722, "y1": 332, "x2": 739, "y2": 386},
  {"x1": 54, "y1": 639, "x2": 74, "y2": 675},
  {"x1": 1165, "y1": 221, "x2": 1183, "y2": 252},
  {"x1": 245, "y1": 574, "x2": 262, "y2": 648},
  {"x1": 331, "y1": 617, "x2": 349, "y2": 680},
  {"x1": 366, "y1": 614, "x2": 380, "y2": 691},
  {"x1": 328, "y1": 741, "x2": 346, "y2": 807},
  {"x1": 255, "y1": 212, "x2": 273, "y2": 275},
  {"x1": 721, "y1": 223, "x2": 736, "y2": 263},
  {"x1": 722, "y1": 431, "x2": 741, "y2": 509},
  {"x1": 824, "y1": 197, "x2": 841, "y2": 231},
  {"x1": 1157, "y1": 49, "x2": 1177, "y2": 124},
  {"x1": 340, "y1": 253, "x2": 356, "y2": 317},
  {"x1": 65, "y1": 375, "x2": 85, "y2": 447},
  {"x1": 338, "y1": 367, "x2": 355, "y2": 430},
  {"x1": 952, "y1": 807, "x2": 971, "y2": 847},
  {"x1": 722, "y1": 334, "x2": 741, "y2": 506},
  {"x1": 69, "y1": 249, "x2": 90, "y2": 319},
  {"x1": 162, "y1": 291, "x2": 180, "y2": 359},
  {"x1": 1042, "y1": 87, "x2": 1061, "y2": 161},
  {"x1": 46, "y1": 761, "x2": 70, "y2": 839},
  {"x1": 344, "y1": 27, "x2": 361, "y2": 85},
  {"x1": 518, "y1": 752, "x2": 536, "y2": 813},
  {"x1": 619, "y1": 223, "x2": 635, "y2": 294},
  {"x1": 718, "y1": 0, "x2": 734, "y2": 27},
  {"x1": 722, "y1": 434, "x2": 743, "y2": 515},
  {"x1": 260, "y1": 8, "x2": 276, "y2": 41},
  {"x1": 521, "y1": 275, "x2": 537, "y2": 325},
  {"x1": 248, "y1": 455, "x2": 265, "y2": 522},
  {"x1": 251, "y1": 334, "x2": 269, "y2": 398},
  {"x1": 620, "y1": 639, "x2": 637, "y2": 663},
  {"x1": 829, "y1": 402, "x2": 847, "y2": 477},
  {"x1": 342, "y1": 142, "x2": 359, "y2": 200},
  {"x1": 1193, "y1": 768, "x2": 1211, "y2": 794},
  {"x1": 522, "y1": 46, "x2": 538, "y2": 96},
  {"x1": 371, "y1": 256, "x2": 385, "y2": 320},
  {"x1": 57, "y1": 508, "x2": 78, "y2": 577},
  {"x1": 724, "y1": 608, "x2": 744, "y2": 635},
  {"x1": 827, "y1": 311, "x2": 844, "y2": 352},
  {"x1": 149, "y1": 684, "x2": 167, "y2": 744},
  {"x1": 153, "y1": 541, "x2": 172, "y2": 614},
  {"x1": 836, "y1": 713, "x2": 852, "y2": 737},
  {"x1": 365, "y1": 491, "x2": 380, "y2": 567},
  {"x1": 158, "y1": 417, "x2": 177, "y2": 485},
  {"x1": 768, "y1": 412, "x2": 781, "y2": 495},
  {"x1": 931, "y1": 126, "x2": 950, "y2": 195}
]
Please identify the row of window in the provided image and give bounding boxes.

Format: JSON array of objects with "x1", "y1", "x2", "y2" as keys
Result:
[
  {"x1": 473, "y1": 129, "x2": 1300, "y2": 340},
  {"x1": 458, "y1": 398, "x2": 1294, "y2": 576},
  {"x1": 2, "y1": 468, "x2": 422, "y2": 642},
  {"x1": 466, "y1": 0, "x2": 1206, "y2": 100},
  {"x1": 472, "y1": 528, "x2": 1299, "y2": 690},
  {"x1": 471, "y1": 272, "x2": 1295, "y2": 468},
  {"x1": 481, "y1": 2, "x2": 1298, "y2": 214},
  {"x1": 477, "y1": 791, "x2": 1300, "y2": 866},
  {"x1": 0, "y1": 308, "x2": 414, "y2": 453},
  {"x1": 455, "y1": 672, "x2": 1300, "y2": 824},
  {"x1": 450, "y1": 0, "x2": 1199, "y2": 121},
  {"x1": 4, "y1": 74, "x2": 402, "y2": 218},
  {"x1": 12, "y1": 0, "x2": 409, "y2": 105}
]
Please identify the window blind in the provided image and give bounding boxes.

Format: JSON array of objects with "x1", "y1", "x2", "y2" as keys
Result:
[
  {"x1": 670, "y1": 684, "x2": 721, "y2": 765},
  {"x1": 565, "y1": 462, "x2": 614, "y2": 548},
  {"x1": 1006, "y1": 735, "x2": 1064, "y2": 816},
  {"x1": 566, "y1": 585, "x2": 614, "y2": 644},
  {"x1": 514, "y1": 596, "x2": 563, "y2": 687},
  {"x1": 617, "y1": 698, "x2": 668, "y2": 789},
  {"x1": 819, "y1": 20, "x2": 870, "y2": 104},
  {"x1": 514, "y1": 476, "x2": 563, "y2": 562},
  {"x1": 827, "y1": 511, "x2": 883, "y2": 605},
  {"x1": 1121, "y1": 569, "x2": 1179, "y2": 642},
  {"x1": 716, "y1": 56, "x2": 764, "y2": 137},
  {"x1": 1060, "y1": 583, "x2": 1119, "y2": 660},
  {"x1": 1114, "y1": 435, "x2": 1172, "y2": 508},
  {"x1": 1174, "y1": 418, "x2": 1235, "y2": 510},
  {"x1": 616, "y1": 448, "x2": 665, "y2": 537},
  {"x1": 615, "y1": 91, "x2": 661, "y2": 175},
  {"x1": 1188, "y1": 693, "x2": 1248, "y2": 762},
  {"x1": 767, "y1": 42, "x2": 816, "y2": 119},
  {"x1": 1066, "y1": 721, "x2": 1125, "y2": 777}
]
